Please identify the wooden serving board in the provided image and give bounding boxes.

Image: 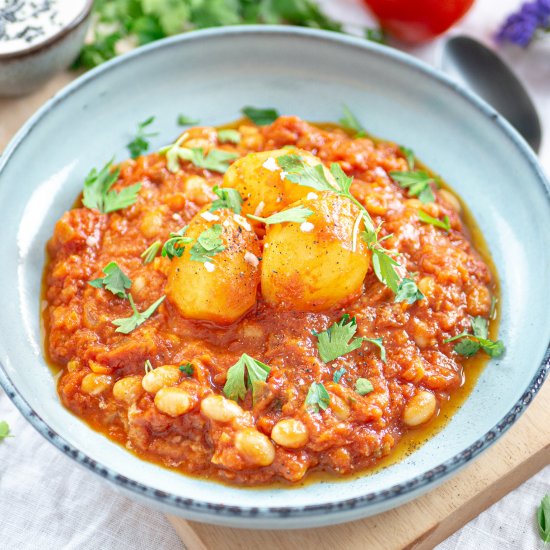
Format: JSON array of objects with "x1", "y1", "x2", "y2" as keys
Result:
[{"x1": 2, "y1": 73, "x2": 549, "y2": 550}]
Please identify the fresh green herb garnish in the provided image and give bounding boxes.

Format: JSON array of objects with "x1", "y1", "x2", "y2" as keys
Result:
[
  {"x1": 144, "y1": 359, "x2": 154, "y2": 374},
  {"x1": 112, "y1": 294, "x2": 165, "y2": 334},
  {"x1": 0, "y1": 421, "x2": 13, "y2": 441},
  {"x1": 395, "y1": 278, "x2": 425, "y2": 305},
  {"x1": 210, "y1": 185, "x2": 243, "y2": 214},
  {"x1": 339, "y1": 105, "x2": 366, "y2": 137},
  {"x1": 189, "y1": 225, "x2": 225, "y2": 263},
  {"x1": 161, "y1": 227, "x2": 193, "y2": 260},
  {"x1": 444, "y1": 316, "x2": 505, "y2": 358},
  {"x1": 82, "y1": 160, "x2": 141, "y2": 214},
  {"x1": 223, "y1": 353, "x2": 271, "y2": 402},
  {"x1": 217, "y1": 129, "x2": 241, "y2": 144},
  {"x1": 418, "y1": 210, "x2": 450, "y2": 232},
  {"x1": 363, "y1": 337, "x2": 387, "y2": 364},
  {"x1": 248, "y1": 205, "x2": 313, "y2": 225},
  {"x1": 177, "y1": 114, "x2": 199, "y2": 126},
  {"x1": 89, "y1": 262, "x2": 132, "y2": 298},
  {"x1": 242, "y1": 106, "x2": 279, "y2": 126},
  {"x1": 127, "y1": 116, "x2": 158, "y2": 158},
  {"x1": 537, "y1": 495, "x2": 550, "y2": 543},
  {"x1": 305, "y1": 382, "x2": 330, "y2": 412},
  {"x1": 333, "y1": 367, "x2": 347, "y2": 383},
  {"x1": 179, "y1": 363, "x2": 194, "y2": 376},
  {"x1": 313, "y1": 314, "x2": 364, "y2": 363},
  {"x1": 355, "y1": 378, "x2": 374, "y2": 395},
  {"x1": 370, "y1": 247, "x2": 401, "y2": 293},
  {"x1": 365, "y1": 27, "x2": 386, "y2": 44},
  {"x1": 141, "y1": 240, "x2": 162, "y2": 264},
  {"x1": 399, "y1": 146, "x2": 415, "y2": 170},
  {"x1": 390, "y1": 170, "x2": 436, "y2": 204}
]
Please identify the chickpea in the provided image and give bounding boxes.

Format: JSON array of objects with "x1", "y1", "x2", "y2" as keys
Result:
[
  {"x1": 154, "y1": 387, "x2": 193, "y2": 417},
  {"x1": 403, "y1": 390, "x2": 437, "y2": 427},
  {"x1": 88, "y1": 360, "x2": 111, "y2": 374},
  {"x1": 140, "y1": 209, "x2": 164, "y2": 238},
  {"x1": 234, "y1": 428, "x2": 276, "y2": 467},
  {"x1": 183, "y1": 176, "x2": 215, "y2": 206},
  {"x1": 417, "y1": 276, "x2": 435, "y2": 299},
  {"x1": 271, "y1": 419, "x2": 308, "y2": 449},
  {"x1": 142, "y1": 365, "x2": 180, "y2": 394},
  {"x1": 200, "y1": 395, "x2": 243, "y2": 422},
  {"x1": 81, "y1": 373, "x2": 112, "y2": 395},
  {"x1": 113, "y1": 376, "x2": 144, "y2": 404},
  {"x1": 329, "y1": 394, "x2": 350, "y2": 421},
  {"x1": 439, "y1": 189, "x2": 461, "y2": 213}
]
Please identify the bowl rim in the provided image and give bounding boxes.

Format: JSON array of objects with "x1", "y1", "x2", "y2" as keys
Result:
[
  {"x1": 0, "y1": 0, "x2": 93, "y2": 61},
  {"x1": 1, "y1": 25, "x2": 549, "y2": 523}
]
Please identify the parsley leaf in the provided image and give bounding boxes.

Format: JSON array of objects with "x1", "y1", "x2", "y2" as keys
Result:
[
  {"x1": 177, "y1": 114, "x2": 199, "y2": 126},
  {"x1": 339, "y1": 105, "x2": 366, "y2": 137},
  {"x1": 333, "y1": 367, "x2": 346, "y2": 383},
  {"x1": 82, "y1": 160, "x2": 141, "y2": 214},
  {"x1": 89, "y1": 262, "x2": 132, "y2": 298},
  {"x1": 454, "y1": 339, "x2": 481, "y2": 357},
  {"x1": 305, "y1": 382, "x2": 330, "y2": 412},
  {"x1": 162, "y1": 143, "x2": 238, "y2": 174},
  {"x1": 112, "y1": 294, "x2": 165, "y2": 334},
  {"x1": 313, "y1": 314, "x2": 363, "y2": 363},
  {"x1": 395, "y1": 278, "x2": 424, "y2": 305},
  {"x1": 355, "y1": 378, "x2": 374, "y2": 395},
  {"x1": 471, "y1": 316, "x2": 489, "y2": 339},
  {"x1": 242, "y1": 106, "x2": 279, "y2": 125},
  {"x1": 141, "y1": 240, "x2": 161, "y2": 264},
  {"x1": 0, "y1": 420, "x2": 13, "y2": 441},
  {"x1": 390, "y1": 170, "x2": 436, "y2": 204},
  {"x1": 444, "y1": 316, "x2": 505, "y2": 358},
  {"x1": 365, "y1": 27, "x2": 386, "y2": 44},
  {"x1": 418, "y1": 210, "x2": 450, "y2": 232},
  {"x1": 210, "y1": 185, "x2": 243, "y2": 214},
  {"x1": 189, "y1": 224, "x2": 225, "y2": 263},
  {"x1": 364, "y1": 337, "x2": 387, "y2": 364},
  {"x1": 248, "y1": 205, "x2": 313, "y2": 225},
  {"x1": 538, "y1": 495, "x2": 550, "y2": 543},
  {"x1": 223, "y1": 353, "x2": 271, "y2": 402},
  {"x1": 127, "y1": 116, "x2": 158, "y2": 158},
  {"x1": 399, "y1": 146, "x2": 415, "y2": 170},
  {"x1": 277, "y1": 154, "x2": 334, "y2": 191},
  {"x1": 161, "y1": 227, "x2": 193, "y2": 260},
  {"x1": 144, "y1": 359, "x2": 154, "y2": 374},
  {"x1": 179, "y1": 363, "x2": 194, "y2": 376},
  {"x1": 217, "y1": 129, "x2": 241, "y2": 144},
  {"x1": 371, "y1": 248, "x2": 400, "y2": 293}
]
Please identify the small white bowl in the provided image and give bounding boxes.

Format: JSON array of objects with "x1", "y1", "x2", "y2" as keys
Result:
[{"x1": 0, "y1": 0, "x2": 92, "y2": 97}]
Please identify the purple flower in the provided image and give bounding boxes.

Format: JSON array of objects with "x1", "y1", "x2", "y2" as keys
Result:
[{"x1": 496, "y1": 0, "x2": 550, "y2": 47}]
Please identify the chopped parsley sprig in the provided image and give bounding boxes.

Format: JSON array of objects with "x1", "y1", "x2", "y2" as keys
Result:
[
  {"x1": 444, "y1": 316, "x2": 505, "y2": 358},
  {"x1": 217, "y1": 129, "x2": 241, "y2": 144},
  {"x1": 339, "y1": 105, "x2": 366, "y2": 138},
  {"x1": 189, "y1": 225, "x2": 225, "y2": 263},
  {"x1": 390, "y1": 170, "x2": 437, "y2": 204},
  {"x1": 248, "y1": 205, "x2": 313, "y2": 225},
  {"x1": 305, "y1": 382, "x2": 330, "y2": 412},
  {"x1": 418, "y1": 210, "x2": 450, "y2": 232},
  {"x1": 177, "y1": 114, "x2": 199, "y2": 127},
  {"x1": 161, "y1": 227, "x2": 193, "y2": 259},
  {"x1": 82, "y1": 160, "x2": 141, "y2": 214},
  {"x1": 538, "y1": 494, "x2": 550, "y2": 543},
  {"x1": 210, "y1": 186, "x2": 243, "y2": 214},
  {"x1": 141, "y1": 240, "x2": 161, "y2": 264},
  {"x1": 112, "y1": 294, "x2": 165, "y2": 334},
  {"x1": 127, "y1": 116, "x2": 158, "y2": 158},
  {"x1": 395, "y1": 278, "x2": 425, "y2": 304},
  {"x1": 0, "y1": 420, "x2": 13, "y2": 441},
  {"x1": 242, "y1": 106, "x2": 279, "y2": 126},
  {"x1": 355, "y1": 378, "x2": 374, "y2": 395},
  {"x1": 223, "y1": 353, "x2": 271, "y2": 402},
  {"x1": 89, "y1": 262, "x2": 132, "y2": 298}
]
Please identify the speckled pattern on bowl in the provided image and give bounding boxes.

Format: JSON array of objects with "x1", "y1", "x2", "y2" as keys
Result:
[{"x1": 0, "y1": 27, "x2": 549, "y2": 529}]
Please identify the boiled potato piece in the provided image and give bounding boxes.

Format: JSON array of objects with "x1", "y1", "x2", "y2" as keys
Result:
[
  {"x1": 261, "y1": 191, "x2": 370, "y2": 311},
  {"x1": 166, "y1": 208, "x2": 261, "y2": 324},
  {"x1": 222, "y1": 148, "x2": 336, "y2": 219}
]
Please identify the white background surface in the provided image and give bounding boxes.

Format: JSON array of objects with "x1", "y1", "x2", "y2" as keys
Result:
[{"x1": 1, "y1": 0, "x2": 549, "y2": 548}]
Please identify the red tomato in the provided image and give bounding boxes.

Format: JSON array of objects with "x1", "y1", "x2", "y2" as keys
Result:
[{"x1": 363, "y1": 0, "x2": 475, "y2": 43}]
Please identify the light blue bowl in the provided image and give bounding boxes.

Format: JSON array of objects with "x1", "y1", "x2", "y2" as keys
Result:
[{"x1": 0, "y1": 27, "x2": 549, "y2": 529}]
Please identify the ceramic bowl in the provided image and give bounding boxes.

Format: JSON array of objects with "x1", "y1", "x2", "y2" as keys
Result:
[
  {"x1": 0, "y1": 0, "x2": 92, "y2": 97},
  {"x1": 0, "y1": 27, "x2": 549, "y2": 529}
]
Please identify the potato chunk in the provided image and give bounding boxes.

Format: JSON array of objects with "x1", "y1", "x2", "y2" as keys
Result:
[
  {"x1": 166, "y1": 208, "x2": 261, "y2": 324},
  {"x1": 261, "y1": 191, "x2": 370, "y2": 311},
  {"x1": 222, "y1": 148, "x2": 335, "y2": 218}
]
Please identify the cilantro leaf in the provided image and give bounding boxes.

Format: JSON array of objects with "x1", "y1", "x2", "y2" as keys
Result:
[
  {"x1": 329, "y1": 162, "x2": 354, "y2": 195},
  {"x1": 313, "y1": 314, "x2": 364, "y2": 363},
  {"x1": 242, "y1": 106, "x2": 279, "y2": 126},
  {"x1": 364, "y1": 337, "x2": 387, "y2": 364},
  {"x1": 399, "y1": 146, "x2": 415, "y2": 170},
  {"x1": 82, "y1": 160, "x2": 141, "y2": 214},
  {"x1": 538, "y1": 495, "x2": 550, "y2": 543},
  {"x1": 112, "y1": 294, "x2": 165, "y2": 334},
  {"x1": 355, "y1": 378, "x2": 374, "y2": 395},
  {"x1": 189, "y1": 224, "x2": 225, "y2": 263},
  {"x1": 418, "y1": 210, "x2": 450, "y2": 232},
  {"x1": 223, "y1": 353, "x2": 271, "y2": 402},
  {"x1": 177, "y1": 114, "x2": 199, "y2": 126},
  {"x1": 390, "y1": 170, "x2": 436, "y2": 204},
  {"x1": 0, "y1": 420, "x2": 13, "y2": 441},
  {"x1": 89, "y1": 262, "x2": 132, "y2": 298},
  {"x1": 277, "y1": 154, "x2": 334, "y2": 192},
  {"x1": 305, "y1": 382, "x2": 330, "y2": 413},
  {"x1": 333, "y1": 367, "x2": 347, "y2": 383},
  {"x1": 444, "y1": 316, "x2": 505, "y2": 359},
  {"x1": 127, "y1": 116, "x2": 158, "y2": 158},
  {"x1": 217, "y1": 129, "x2": 241, "y2": 144},
  {"x1": 141, "y1": 240, "x2": 161, "y2": 264},
  {"x1": 371, "y1": 248, "x2": 400, "y2": 293},
  {"x1": 395, "y1": 278, "x2": 424, "y2": 305},
  {"x1": 164, "y1": 145, "x2": 238, "y2": 174},
  {"x1": 210, "y1": 186, "x2": 243, "y2": 214},
  {"x1": 179, "y1": 363, "x2": 194, "y2": 376},
  {"x1": 339, "y1": 105, "x2": 366, "y2": 137},
  {"x1": 161, "y1": 227, "x2": 193, "y2": 260},
  {"x1": 454, "y1": 339, "x2": 481, "y2": 357},
  {"x1": 478, "y1": 338, "x2": 505, "y2": 358},
  {"x1": 248, "y1": 205, "x2": 313, "y2": 225},
  {"x1": 471, "y1": 316, "x2": 489, "y2": 340}
]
